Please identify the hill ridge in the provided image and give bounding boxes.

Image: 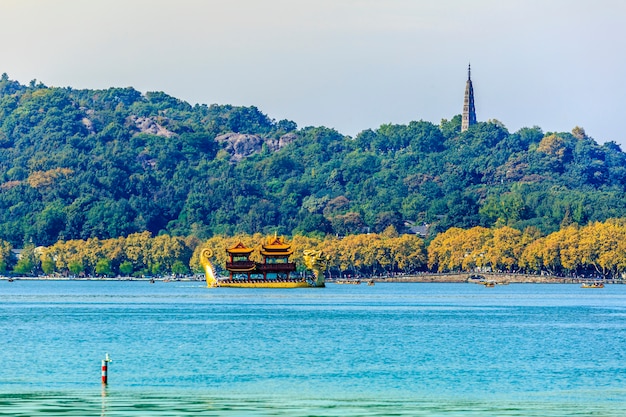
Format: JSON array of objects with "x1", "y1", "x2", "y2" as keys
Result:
[{"x1": 0, "y1": 74, "x2": 625, "y2": 246}]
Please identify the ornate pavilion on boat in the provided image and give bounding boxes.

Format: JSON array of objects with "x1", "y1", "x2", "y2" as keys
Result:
[{"x1": 225, "y1": 236, "x2": 296, "y2": 281}]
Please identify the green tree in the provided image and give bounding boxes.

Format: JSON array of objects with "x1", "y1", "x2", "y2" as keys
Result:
[
  {"x1": 0, "y1": 240, "x2": 13, "y2": 272},
  {"x1": 12, "y1": 244, "x2": 38, "y2": 275},
  {"x1": 13, "y1": 257, "x2": 34, "y2": 275},
  {"x1": 41, "y1": 256, "x2": 56, "y2": 275},
  {"x1": 95, "y1": 258, "x2": 113, "y2": 277},
  {"x1": 119, "y1": 260, "x2": 133, "y2": 276},
  {"x1": 68, "y1": 260, "x2": 84, "y2": 276},
  {"x1": 171, "y1": 260, "x2": 189, "y2": 275},
  {"x1": 150, "y1": 262, "x2": 163, "y2": 275}
]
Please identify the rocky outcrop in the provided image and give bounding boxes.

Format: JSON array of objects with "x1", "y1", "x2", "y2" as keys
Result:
[
  {"x1": 215, "y1": 132, "x2": 297, "y2": 162},
  {"x1": 266, "y1": 133, "x2": 296, "y2": 152},
  {"x1": 81, "y1": 117, "x2": 95, "y2": 133},
  {"x1": 214, "y1": 133, "x2": 263, "y2": 162},
  {"x1": 130, "y1": 116, "x2": 176, "y2": 138}
]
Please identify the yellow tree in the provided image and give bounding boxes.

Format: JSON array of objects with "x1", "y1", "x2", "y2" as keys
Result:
[
  {"x1": 46, "y1": 240, "x2": 71, "y2": 273},
  {"x1": 555, "y1": 225, "x2": 581, "y2": 273},
  {"x1": 614, "y1": 222, "x2": 626, "y2": 277},
  {"x1": 537, "y1": 133, "x2": 567, "y2": 160},
  {"x1": 365, "y1": 234, "x2": 391, "y2": 275},
  {"x1": 124, "y1": 232, "x2": 153, "y2": 271},
  {"x1": 578, "y1": 221, "x2": 604, "y2": 276},
  {"x1": 538, "y1": 232, "x2": 564, "y2": 275},
  {"x1": 459, "y1": 227, "x2": 492, "y2": 271},
  {"x1": 148, "y1": 235, "x2": 191, "y2": 273},
  {"x1": 428, "y1": 226, "x2": 492, "y2": 272},
  {"x1": 482, "y1": 226, "x2": 525, "y2": 272},
  {"x1": 332, "y1": 234, "x2": 353, "y2": 272},
  {"x1": 321, "y1": 235, "x2": 342, "y2": 276},
  {"x1": 324, "y1": 233, "x2": 374, "y2": 275},
  {"x1": 343, "y1": 234, "x2": 368, "y2": 274},
  {"x1": 595, "y1": 224, "x2": 623, "y2": 278},
  {"x1": 69, "y1": 239, "x2": 91, "y2": 274},
  {"x1": 100, "y1": 236, "x2": 126, "y2": 273},
  {"x1": 389, "y1": 234, "x2": 426, "y2": 273},
  {"x1": 579, "y1": 220, "x2": 626, "y2": 278},
  {"x1": 42, "y1": 241, "x2": 63, "y2": 272},
  {"x1": 428, "y1": 227, "x2": 465, "y2": 271},
  {"x1": 290, "y1": 234, "x2": 323, "y2": 271},
  {"x1": 82, "y1": 238, "x2": 104, "y2": 275},
  {"x1": 521, "y1": 226, "x2": 543, "y2": 246},
  {"x1": 519, "y1": 237, "x2": 546, "y2": 273},
  {"x1": 44, "y1": 239, "x2": 96, "y2": 276}
]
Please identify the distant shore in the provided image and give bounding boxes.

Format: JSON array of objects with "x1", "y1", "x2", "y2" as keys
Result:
[
  {"x1": 1, "y1": 276, "x2": 203, "y2": 282},
  {"x1": 2, "y1": 273, "x2": 623, "y2": 284},
  {"x1": 370, "y1": 272, "x2": 623, "y2": 284}
]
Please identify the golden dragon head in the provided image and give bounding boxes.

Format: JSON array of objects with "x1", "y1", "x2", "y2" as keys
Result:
[{"x1": 303, "y1": 249, "x2": 329, "y2": 286}]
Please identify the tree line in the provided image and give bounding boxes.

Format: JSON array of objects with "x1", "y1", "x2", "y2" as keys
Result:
[
  {"x1": 7, "y1": 232, "x2": 198, "y2": 278},
  {"x1": 1, "y1": 74, "x2": 626, "y2": 249},
  {"x1": 428, "y1": 219, "x2": 626, "y2": 278},
  {"x1": 2, "y1": 220, "x2": 625, "y2": 279}
]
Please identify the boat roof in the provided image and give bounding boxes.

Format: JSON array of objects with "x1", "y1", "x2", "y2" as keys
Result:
[
  {"x1": 226, "y1": 242, "x2": 254, "y2": 254},
  {"x1": 262, "y1": 235, "x2": 292, "y2": 251}
]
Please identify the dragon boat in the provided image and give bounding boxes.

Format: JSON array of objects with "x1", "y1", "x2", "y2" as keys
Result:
[{"x1": 199, "y1": 236, "x2": 327, "y2": 288}]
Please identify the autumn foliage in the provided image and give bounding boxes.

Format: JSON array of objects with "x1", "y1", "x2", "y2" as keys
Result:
[
  {"x1": 190, "y1": 227, "x2": 427, "y2": 278},
  {"x1": 0, "y1": 221, "x2": 624, "y2": 279},
  {"x1": 429, "y1": 221, "x2": 626, "y2": 278}
]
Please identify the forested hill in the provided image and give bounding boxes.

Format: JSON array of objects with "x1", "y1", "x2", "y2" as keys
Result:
[{"x1": 0, "y1": 73, "x2": 625, "y2": 247}]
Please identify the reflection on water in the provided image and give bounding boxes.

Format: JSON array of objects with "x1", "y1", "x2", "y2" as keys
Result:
[{"x1": 2, "y1": 391, "x2": 626, "y2": 417}]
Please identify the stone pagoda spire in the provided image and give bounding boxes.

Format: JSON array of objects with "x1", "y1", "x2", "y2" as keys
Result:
[{"x1": 461, "y1": 64, "x2": 477, "y2": 132}]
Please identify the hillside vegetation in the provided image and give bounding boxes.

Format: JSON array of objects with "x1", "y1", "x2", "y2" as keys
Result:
[{"x1": 1, "y1": 74, "x2": 625, "y2": 248}]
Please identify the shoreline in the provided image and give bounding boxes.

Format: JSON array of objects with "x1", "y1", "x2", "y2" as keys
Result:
[
  {"x1": 1, "y1": 276, "x2": 203, "y2": 282},
  {"x1": 336, "y1": 272, "x2": 625, "y2": 284},
  {"x1": 4, "y1": 273, "x2": 622, "y2": 284}
]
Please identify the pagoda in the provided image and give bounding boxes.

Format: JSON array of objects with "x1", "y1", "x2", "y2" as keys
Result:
[
  {"x1": 461, "y1": 64, "x2": 477, "y2": 132},
  {"x1": 257, "y1": 235, "x2": 296, "y2": 280},
  {"x1": 225, "y1": 242, "x2": 256, "y2": 280}
]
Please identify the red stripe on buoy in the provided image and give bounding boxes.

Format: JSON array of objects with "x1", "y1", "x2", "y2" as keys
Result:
[{"x1": 101, "y1": 360, "x2": 108, "y2": 384}]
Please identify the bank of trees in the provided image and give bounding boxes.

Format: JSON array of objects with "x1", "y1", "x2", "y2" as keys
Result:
[
  {"x1": 1, "y1": 220, "x2": 625, "y2": 279},
  {"x1": 193, "y1": 227, "x2": 426, "y2": 278},
  {"x1": 2, "y1": 228, "x2": 427, "y2": 278},
  {"x1": 428, "y1": 220, "x2": 626, "y2": 278},
  {"x1": 8, "y1": 232, "x2": 198, "y2": 277}
]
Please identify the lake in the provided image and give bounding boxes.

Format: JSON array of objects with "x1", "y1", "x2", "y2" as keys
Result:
[{"x1": 1, "y1": 280, "x2": 625, "y2": 416}]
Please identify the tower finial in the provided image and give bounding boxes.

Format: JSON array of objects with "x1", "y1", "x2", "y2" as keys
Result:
[{"x1": 468, "y1": 63, "x2": 471, "y2": 80}]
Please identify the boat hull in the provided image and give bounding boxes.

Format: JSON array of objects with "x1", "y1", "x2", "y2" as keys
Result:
[{"x1": 215, "y1": 280, "x2": 324, "y2": 288}]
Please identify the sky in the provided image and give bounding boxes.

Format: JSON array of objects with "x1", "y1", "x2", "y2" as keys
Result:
[{"x1": 1, "y1": 0, "x2": 625, "y2": 145}]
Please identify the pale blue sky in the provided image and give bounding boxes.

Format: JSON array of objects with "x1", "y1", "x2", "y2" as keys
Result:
[{"x1": 1, "y1": 0, "x2": 625, "y2": 145}]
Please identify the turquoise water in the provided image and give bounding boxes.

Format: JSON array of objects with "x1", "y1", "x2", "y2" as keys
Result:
[{"x1": 1, "y1": 281, "x2": 625, "y2": 416}]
